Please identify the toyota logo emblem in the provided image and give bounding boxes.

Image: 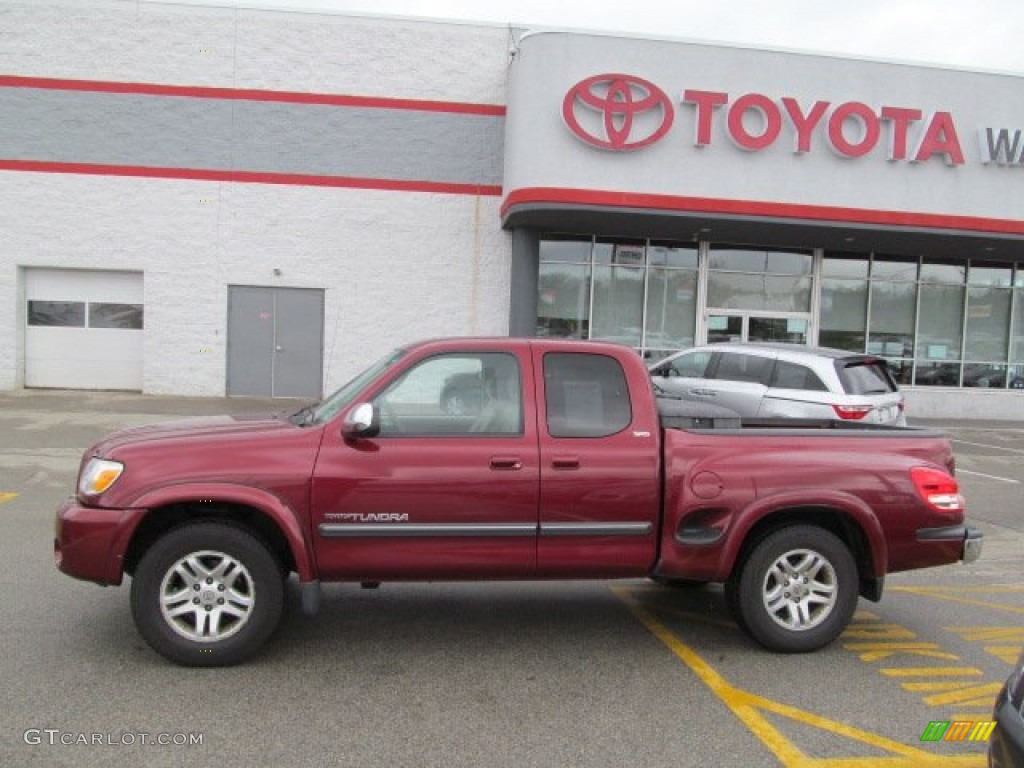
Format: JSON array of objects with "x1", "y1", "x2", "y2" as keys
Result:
[{"x1": 562, "y1": 74, "x2": 674, "y2": 151}]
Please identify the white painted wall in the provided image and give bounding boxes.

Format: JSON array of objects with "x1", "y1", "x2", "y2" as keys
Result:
[
  {"x1": 2, "y1": 173, "x2": 510, "y2": 395},
  {"x1": 0, "y1": 2, "x2": 513, "y2": 395}
]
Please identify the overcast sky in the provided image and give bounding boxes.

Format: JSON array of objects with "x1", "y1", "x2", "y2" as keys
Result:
[{"x1": 138, "y1": 0, "x2": 1024, "y2": 74}]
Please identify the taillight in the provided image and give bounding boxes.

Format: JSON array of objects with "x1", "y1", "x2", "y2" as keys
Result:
[
  {"x1": 911, "y1": 466, "x2": 964, "y2": 514},
  {"x1": 832, "y1": 404, "x2": 873, "y2": 420}
]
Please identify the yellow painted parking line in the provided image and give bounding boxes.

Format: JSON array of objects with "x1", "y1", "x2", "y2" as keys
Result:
[
  {"x1": 888, "y1": 593, "x2": 1024, "y2": 598},
  {"x1": 0, "y1": 493, "x2": 17, "y2": 504},
  {"x1": 902, "y1": 682, "x2": 982, "y2": 692},
  {"x1": 841, "y1": 624, "x2": 918, "y2": 640},
  {"x1": 880, "y1": 667, "x2": 984, "y2": 677},
  {"x1": 952, "y1": 713, "x2": 1000, "y2": 723},
  {"x1": 890, "y1": 588, "x2": 1024, "y2": 616},
  {"x1": 922, "y1": 683, "x2": 1004, "y2": 708},
  {"x1": 615, "y1": 587, "x2": 985, "y2": 767},
  {"x1": 946, "y1": 627, "x2": 1024, "y2": 642},
  {"x1": 842, "y1": 642, "x2": 959, "y2": 662},
  {"x1": 984, "y1": 645, "x2": 1024, "y2": 664}
]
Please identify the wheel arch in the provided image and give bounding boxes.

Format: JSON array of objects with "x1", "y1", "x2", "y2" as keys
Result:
[
  {"x1": 726, "y1": 503, "x2": 885, "y2": 601},
  {"x1": 122, "y1": 485, "x2": 314, "y2": 581}
]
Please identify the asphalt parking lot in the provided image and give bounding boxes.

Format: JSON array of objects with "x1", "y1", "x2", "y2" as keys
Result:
[{"x1": 0, "y1": 390, "x2": 1021, "y2": 768}]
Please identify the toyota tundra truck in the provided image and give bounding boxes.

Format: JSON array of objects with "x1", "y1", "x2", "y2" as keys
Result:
[{"x1": 54, "y1": 337, "x2": 983, "y2": 666}]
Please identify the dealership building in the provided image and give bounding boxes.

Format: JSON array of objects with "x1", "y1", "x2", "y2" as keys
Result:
[{"x1": 2, "y1": 1, "x2": 1023, "y2": 418}]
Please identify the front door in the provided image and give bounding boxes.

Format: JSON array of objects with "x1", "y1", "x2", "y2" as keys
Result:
[
  {"x1": 227, "y1": 286, "x2": 324, "y2": 398},
  {"x1": 310, "y1": 349, "x2": 540, "y2": 580}
]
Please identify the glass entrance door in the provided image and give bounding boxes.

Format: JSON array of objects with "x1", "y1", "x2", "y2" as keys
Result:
[{"x1": 706, "y1": 314, "x2": 809, "y2": 344}]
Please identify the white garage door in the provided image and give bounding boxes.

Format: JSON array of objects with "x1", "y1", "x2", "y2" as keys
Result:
[{"x1": 25, "y1": 269, "x2": 144, "y2": 390}]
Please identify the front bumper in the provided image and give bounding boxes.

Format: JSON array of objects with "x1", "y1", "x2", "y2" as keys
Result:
[{"x1": 54, "y1": 497, "x2": 146, "y2": 586}]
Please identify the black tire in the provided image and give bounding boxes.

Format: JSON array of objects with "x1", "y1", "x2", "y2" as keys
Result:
[
  {"x1": 130, "y1": 523, "x2": 284, "y2": 667},
  {"x1": 725, "y1": 525, "x2": 857, "y2": 653}
]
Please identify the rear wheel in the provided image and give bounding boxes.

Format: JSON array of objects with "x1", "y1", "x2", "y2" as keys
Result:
[
  {"x1": 726, "y1": 525, "x2": 857, "y2": 653},
  {"x1": 130, "y1": 523, "x2": 284, "y2": 667}
]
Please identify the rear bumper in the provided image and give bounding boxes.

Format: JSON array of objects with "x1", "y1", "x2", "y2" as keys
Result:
[
  {"x1": 916, "y1": 524, "x2": 984, "y2": 564},
  {"x1": 54, "y1": 497, "x2": 146, "y2": 586}
]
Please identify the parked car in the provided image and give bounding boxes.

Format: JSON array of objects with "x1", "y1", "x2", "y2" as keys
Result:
[
  {"x1": 650, "y1": 342, "x2": 906, "y2": 425},
  {"x1": 990, "y1": 650, "x2": 1024, "y2": 767}
]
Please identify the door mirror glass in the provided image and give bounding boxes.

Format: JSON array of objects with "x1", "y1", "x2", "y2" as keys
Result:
[{"x1": 342, "y1": 402, "x2": 379, "y2": 439}]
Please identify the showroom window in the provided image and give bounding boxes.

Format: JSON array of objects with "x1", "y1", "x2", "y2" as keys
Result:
[
  {"x1": 591, "y1": 239, "x2": 646, "y2": 348},
  {"x1": 706, "y1": 245, "x2": 812, "y2": 312},
  {"x1": 820, "y1": 252, "x2": 1023, "y2": 389},
  {"x1": 820, "y1": 255, "x2": 868, "y2": 351},
  {"x1": 537, "y1": 236, "x2": 592, "y2": 340},
  {"x1": 963, "y1": 263, "x2": 1013, "y2": 388},
  {"x1": 537, "y1": 236, "x2": 698, "y2": 361},
  {"x1": 866, "y1": 255, "x2": 917, "y2": 384},
  {"x1": 914, "y1": 258, "x2": 966, "y2": 386},
  {"x1": 537, "y1": 238, "x2": 1023, "y2": 391}
]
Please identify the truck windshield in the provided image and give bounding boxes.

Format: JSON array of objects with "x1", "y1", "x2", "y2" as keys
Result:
[{"x1": 292, "y1": 348, "x2": 407, "y2": 426}]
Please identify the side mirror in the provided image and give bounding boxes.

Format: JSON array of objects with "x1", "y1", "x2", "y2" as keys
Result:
[{"x1": 342, "y1": 402, "x2": 380, "y2": 439}]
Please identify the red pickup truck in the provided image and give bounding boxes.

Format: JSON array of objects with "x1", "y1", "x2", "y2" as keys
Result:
[{"x1": 55, "y1": 338, "x2": 982, "y2": 666}]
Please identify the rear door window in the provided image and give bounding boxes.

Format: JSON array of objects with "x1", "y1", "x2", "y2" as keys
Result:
[
  {"x1": 770, "y1": 360, "x2": 828, "y2": 391},
  {"x1": 544, "y1": 352, "x2": 632, "y2": 438},
  {"x1": 838, "y1": 358, "x2": 899, "y2": 394}
]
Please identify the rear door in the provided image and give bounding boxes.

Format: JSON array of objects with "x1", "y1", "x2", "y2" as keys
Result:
[
  {"x1": 535, "y1": 348, "x2": 660, "y2": 577},
  {"x1": 760, "y1": 358, "x2": 834, "y2": 418},
  {"x1": 701, "y1": 350, "x2": 774, "y2": 417}
]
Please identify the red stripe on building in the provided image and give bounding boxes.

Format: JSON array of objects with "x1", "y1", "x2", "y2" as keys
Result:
[
  {"x1": 0, "y1": 74, "x2": 507, "y2": 116},
  {"x1": 0, "y1": 160, "x2": 503, "y2": 196},
  {"x1": 501, "y1": 187, "x2": 1024, "y2": 236}
]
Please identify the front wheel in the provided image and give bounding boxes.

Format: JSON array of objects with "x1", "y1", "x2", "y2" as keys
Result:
[
  {"x1": 726, "y1": 525, "x2": 858, "y2": 653},
  {"x1": 130, "y1": 523, "x2": 284, "y2": 667}
]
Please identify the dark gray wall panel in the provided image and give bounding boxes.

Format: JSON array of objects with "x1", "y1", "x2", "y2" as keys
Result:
[{"x1": 0, "y1": 87, "x2": 504, "y2": 187}]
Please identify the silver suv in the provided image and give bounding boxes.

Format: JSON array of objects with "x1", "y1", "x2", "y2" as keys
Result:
[{"x1": 649, "y1": 343, "x2": 906, "y2": 425}]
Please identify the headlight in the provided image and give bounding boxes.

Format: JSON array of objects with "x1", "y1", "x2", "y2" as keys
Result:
[{"x1": 78, "y1": 458, "x2": 124, "y2": 497}]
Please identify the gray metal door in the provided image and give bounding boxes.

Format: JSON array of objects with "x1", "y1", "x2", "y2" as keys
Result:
[{"x1": 227, "y1": 286, "x2": 324, "y2": 398}]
